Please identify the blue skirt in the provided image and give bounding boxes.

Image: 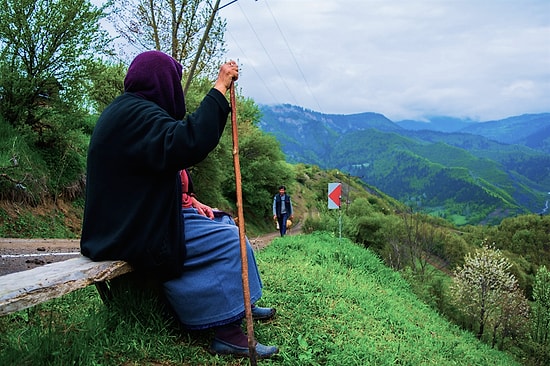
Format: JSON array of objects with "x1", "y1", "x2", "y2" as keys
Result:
[{"x1": 163, "y1": 208, "x2": 263, "y2": 329}]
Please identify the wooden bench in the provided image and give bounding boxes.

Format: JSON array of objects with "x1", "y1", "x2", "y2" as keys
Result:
[{"x1": 0, "y1": 256, "x2": 133, "y2": 316}]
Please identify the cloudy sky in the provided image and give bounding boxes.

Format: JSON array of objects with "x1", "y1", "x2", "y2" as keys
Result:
[{"x1": 220, "y1": 0, "x2": 550, "y2": 122}]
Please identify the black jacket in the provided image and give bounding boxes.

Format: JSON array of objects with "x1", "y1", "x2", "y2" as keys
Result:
[
  {"x1": 80, "y1": 89, "x2": 230, "y2": 280},
  {"x1": 274, "y1": 194, "x2": 292, "y2": 217}
]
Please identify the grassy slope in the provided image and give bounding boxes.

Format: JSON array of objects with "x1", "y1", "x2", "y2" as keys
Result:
[
  {"x1": 0, "y1": 232, "x2": 518, "y2": 365},
  {"x1": 258, "y1": 233, "x2": 518, "y2": 365}
]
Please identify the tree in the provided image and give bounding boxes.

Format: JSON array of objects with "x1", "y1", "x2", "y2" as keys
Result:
[
  {"x1": 488, "y1": 279, "x2": 529, "y2": 349},
  {"x1": 179, "y1": 77, "x2": 294, "y2": 225},
  {"x1": 399, "y1": 210, "x2": 443, "y2": 278},
  {"x1": 0, "y1": 0, "x2": 112, "y2": 200},
  {"x1": 532, "y1": 265, "x2": 550, "y2": 346},
  {"x1": 450, "y1": 241, "x2": 529, "y2": 344},
  {"x1": 110, "y1": 0, "x2": 226, "y2": 82},
  {"x1": 220, "y1": 97, "x2": 295, "y2": 221},
  {"x1": 85, "y1": 59, "x2": 127, "y2": 114},
  {"x1": 0, "y1": 0, "x2": 111, "y2": 126}
]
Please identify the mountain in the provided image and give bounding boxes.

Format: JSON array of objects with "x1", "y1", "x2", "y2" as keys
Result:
[
  {"x1": 396, "y1": 116, "x2": 475, "y2": 133},
  {"x1": 258, "y1": 104, "x2": 550, "y2": 225},
  {"x1": 398, "y1": 113, "x2": 550, "y2": 153},
  {"x1": 459, "y1": 113, "x2": 550, "y2": 153}
]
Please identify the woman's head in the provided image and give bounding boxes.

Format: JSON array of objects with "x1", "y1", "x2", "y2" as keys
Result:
[{"x1": 124, "y1": 51, "x2": 186, "y2": 119}]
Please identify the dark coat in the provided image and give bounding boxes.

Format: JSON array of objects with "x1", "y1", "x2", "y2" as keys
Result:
[{"x1": 80, "y1": 89, "x2": 230, "y2": 280}]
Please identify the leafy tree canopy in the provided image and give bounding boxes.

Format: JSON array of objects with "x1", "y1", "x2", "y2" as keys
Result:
[
  {"x1": 0, "y1": 0, "x2": 112, "y2": 200},
  {"x1": 0, "y1": 0, "x2": 112, "y2": 126}
]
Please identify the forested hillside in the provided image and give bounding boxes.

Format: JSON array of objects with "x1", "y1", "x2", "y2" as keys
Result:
[{"x1": 259, "y1": 104, "x2": 550, "y2": 225}]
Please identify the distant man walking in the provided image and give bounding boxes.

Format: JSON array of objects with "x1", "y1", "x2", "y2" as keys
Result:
[{"x1": 273, "y1": 185, "x2": 293, "y2": 237}]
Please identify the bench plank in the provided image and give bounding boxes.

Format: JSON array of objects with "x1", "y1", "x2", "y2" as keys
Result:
[{"x1": 0, "y1": 256, "x2": 132, "y2": 316}]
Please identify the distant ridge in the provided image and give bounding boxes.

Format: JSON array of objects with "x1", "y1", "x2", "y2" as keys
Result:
[{"x1": 258, "y1": 104, "x2": 550, "y2": 225}]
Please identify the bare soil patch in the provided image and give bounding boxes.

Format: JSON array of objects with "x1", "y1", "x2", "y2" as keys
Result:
[{"x1": 0, "y1": 238, "x2": 81, "y2": 276}]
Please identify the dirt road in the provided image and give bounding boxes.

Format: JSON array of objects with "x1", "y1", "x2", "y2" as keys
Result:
[
  {"x1": 0, "y1": 225, "x2": 298, "y2": 276},
  {"x1": 0, "y1": 238, "x2": 81, "y2": 276}
]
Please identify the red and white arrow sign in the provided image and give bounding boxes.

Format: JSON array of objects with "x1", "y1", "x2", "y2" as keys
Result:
[{"x1": 328, "y1": 183, "x2": 342, "y2": 209}]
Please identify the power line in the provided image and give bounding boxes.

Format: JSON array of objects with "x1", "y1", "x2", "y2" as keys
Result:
[
  {"x1": 233, "y1": 1, "x2": 300, "y2": 104},
  {"x1": 211, "y1": 0, "x2": 281, "y2": 104},
  {"x1": 264, "y1": 0, "x2": 324, "y2": 113},
  {"x1": 225, "y1": 19, "x2": 281, "y2": 104}
]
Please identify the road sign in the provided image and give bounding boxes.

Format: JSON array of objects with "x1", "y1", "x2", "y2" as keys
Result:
[{"x1": 328, "y1": 183, "x2": 342, "y2": 209}]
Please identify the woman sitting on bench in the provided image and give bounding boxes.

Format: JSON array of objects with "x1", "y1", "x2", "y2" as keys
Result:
[{"x1": 80, "y1": 51, "x2": 278, "y2": 359}]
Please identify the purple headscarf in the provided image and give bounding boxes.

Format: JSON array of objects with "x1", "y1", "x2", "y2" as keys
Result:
[{"x1": 124, "y1": 51, "x2": 186, "y2": 120}]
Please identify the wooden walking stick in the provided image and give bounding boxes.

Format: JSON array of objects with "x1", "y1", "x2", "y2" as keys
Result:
[{"x1": 230, "y1": 80, "x2": 258, "y2": 364}]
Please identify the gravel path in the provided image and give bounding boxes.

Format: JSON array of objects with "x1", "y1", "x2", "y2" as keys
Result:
[{"x1": 0, "y1": 224, "x2": 299, "y2": 276}]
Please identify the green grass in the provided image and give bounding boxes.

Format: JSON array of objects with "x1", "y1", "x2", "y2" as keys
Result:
[{"x1": 0, "y1": 232, "x2": 519, "y2": 365}]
